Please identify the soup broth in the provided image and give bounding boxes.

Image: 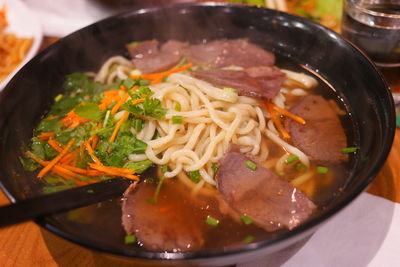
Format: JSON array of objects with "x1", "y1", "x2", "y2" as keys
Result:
[{"x1": 22, "y1": 39, "x2": 356, "y2": 252}]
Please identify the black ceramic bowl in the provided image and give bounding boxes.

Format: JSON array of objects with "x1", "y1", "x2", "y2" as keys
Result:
[{"x1": 0, "y1": 2, "x2": 395, "y2": 266}]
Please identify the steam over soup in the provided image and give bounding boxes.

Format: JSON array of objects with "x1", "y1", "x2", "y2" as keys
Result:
[{"x1": 22, "y1": 39, "x2": 356, "y2": 252}]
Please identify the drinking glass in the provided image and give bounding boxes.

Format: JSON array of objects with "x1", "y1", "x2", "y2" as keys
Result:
[{"x1": 341, "y1": 0, "x2": 400, "y2": 92}]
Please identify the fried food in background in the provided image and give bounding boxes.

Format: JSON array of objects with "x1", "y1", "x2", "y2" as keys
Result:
[{"x1": 0, "y1": 5, "x2": 33, "y2": 82}]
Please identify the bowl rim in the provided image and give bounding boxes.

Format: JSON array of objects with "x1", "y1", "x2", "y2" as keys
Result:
[{"x1": 0, "y1": 1, "x2": 396, "y2": 262}]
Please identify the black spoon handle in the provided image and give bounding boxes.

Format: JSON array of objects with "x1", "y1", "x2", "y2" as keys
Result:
[{"x1": 0, "y1": 177, "x2": 131, "y2": 228}]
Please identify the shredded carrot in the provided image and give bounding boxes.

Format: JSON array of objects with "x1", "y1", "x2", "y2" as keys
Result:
[
  {"x1": 84, "y1": 141, "x2": 103, "y2": 165},
  {"x1": 272, "y1": 104, "x2": 306, "y2": 125},
  {"x1": 38, "y1": 132, "x2": 55, "y2": 141},
  {"x1": 61, "y1": 110, "x2": 90, "y2": 128},
  {"x1": 43, "y1": 115, "x2": 59, "y2": 121},
  {"x1": 131, "y1": 98, "x2": 144, "y2": 105},
  {"x1": 150, "y1": 78, "x2": 162, "y2": 85},
  {"x1": 26, "y1": 151, "x2": 85, "y2": 184},
  {"x1": 265, "y1": 103, "x2": 291, "y2": 139},
  {"x1": 48, "y1": 139, "x2": 64, "y2": 153},
  {"x1": 111, "y1": 93, "x2": 129, "y2": 115},
  {"x1": 120, "y1": 85, "x2": 128, "y2": 91},
  {"x1": 109, "y1": 111, "x2": 129, "y2": 143},
  {"x1": 59, "y1": 150, "x2": 78, "y2": 165},
  {"x1": 99, "y1": 90, "x2": 120, "y2": 110},
  {"x1": 131, "y1": 63, "x2": 192, "y2": 81},
  {"x1": 88, "y1": 163, "x2": 139, "y2": 181},
  {"x1": 37, "y1": 138, "x2": 76, "y2": 178},
  {"x1": 91, "y1": 135, "x2": 99, "y2": 149}
]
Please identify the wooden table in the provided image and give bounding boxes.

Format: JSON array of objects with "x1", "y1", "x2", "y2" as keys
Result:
[{"x1": 0, "y1": 37, "x2": 399, "y2": 266}]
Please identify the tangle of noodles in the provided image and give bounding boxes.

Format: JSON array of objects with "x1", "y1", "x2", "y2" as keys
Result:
[{"x1": 94, "y1": 56, "x2": 317, "y2": 193}]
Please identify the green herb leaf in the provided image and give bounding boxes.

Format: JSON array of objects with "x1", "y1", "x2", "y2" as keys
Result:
[
  {"x1": 74, "y1": 102, "x2": 103, "y2": 121},
  {"x1": 223, "y1": 87, "x2": 236, "y2": 93},
  {"x1": 206, "y1": 216, "x2": 219, "y2": 227},
  {"x1": 245, "y1": 160, "x2": 257, "y2": 171},
  {"x1": 123, "y1": 160, "x2": 153, "y2": 174}
]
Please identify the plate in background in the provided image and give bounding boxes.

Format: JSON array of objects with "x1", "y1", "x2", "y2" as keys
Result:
[{"x1": 0, "y1": 0, "x2": 42, "y2": 90}]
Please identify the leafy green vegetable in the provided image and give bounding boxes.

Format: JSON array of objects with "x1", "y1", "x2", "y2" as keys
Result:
[
  {"x1": 95, "y1": 133, "x2": 147, "y2": 167},
  {"x1": 123, "y1": 160, "x2": 153, "y2": 174},
  {"x1": 172, "y1": 115, "x2": 183, "y2": 124},
  {"x1": 122, "y1": 85, "x2": 167, "y2": 119},
  {"x1": 36, "y1": 117, "x2": 62, "y2": 134},
  {"x1": 19, "y1": 156, "x2": 40, "y2": 171},
  {"x1": 74, "y1": 102, "x2": 103, "y2": 121}
]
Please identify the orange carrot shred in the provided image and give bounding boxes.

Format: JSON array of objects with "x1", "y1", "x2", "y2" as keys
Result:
[
  {"x1": 38, "y1": 132, "x2": 55, "y2": 141},
  {"x1": 37, "y1": 138, "x2": 76, "y2": 178},
  {"x1": 265, "y1": 103, "x2": 291, "y2": 139},
  {"x1": 109, "y1": 111, "x2": 129, "y2": 143},
  {"x1": 84, "y1": 141, "x2": 103, "y2": 165},
  {"x1": 88, "y1": 163, "x2": 139, "y2": 181},
  {"x1": 61, "y1": 110, "x2": 90, "y2": 128},
  {"x1": 131, "y1": 63, "x2": 192, "y2": 81},
  {"x1": 111, "y1": 93, "x2": 129, "y2": 115},
  {"x1": 48, "y1": 139, "x2": 64, "y2": 153},
  {"x1": 272, "y1": 104, "x2": 306, "y2": 125},
  {"x1": 131, "y1": 98, "x2": 144, "y2": 105}
]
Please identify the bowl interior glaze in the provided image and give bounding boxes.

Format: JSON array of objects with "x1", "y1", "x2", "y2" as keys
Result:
[{"x1": 0, "y1": 2, "x2": 395, "y2": 266}]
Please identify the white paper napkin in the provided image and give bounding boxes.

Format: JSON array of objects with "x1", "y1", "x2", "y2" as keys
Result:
[{"x1": 239, "y1": 193, "x2": 400, "y2": 267}]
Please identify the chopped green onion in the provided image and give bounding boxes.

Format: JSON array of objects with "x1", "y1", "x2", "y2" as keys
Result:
[
  {"x1": 316, "y1": 166, "x2": 329, "y2": 174},
  {"x1": 240, "y1": 215, "x2": 253, "y2": 225},
  {"x1": 80, "y1": 177, "x2": 89, "y2": 181},
  {"x1": 149, "y1": 177, "x2": 164, "y2": 204},
  {"x1": 223, "y1": 87, "x2": 236, "y2": 93},
  {"x1": 122, "y1": 77, "x2": 135, "y2": 89},
  {"x1": 211, "y1": 163, "x2": 219, "y2": 174},
  {"x1": 87, "y1": 189, "x2": 94, "y2": 194},
  {"x1": 174, "y1": 102, "x2": 182, "y2": 111},
  {"x1": 124, "y1": 234, "x2": 137, "y2": 244},
  {"x1": 103, "y1": 110, "x2": 111, "y2": 128},
  {"x1": 295, "y1": 162, "x2": 307, "y2": 173},
  {"x1": 189, "y1": 170, "x2": 201, "y2": 183},
  {"x1": 66, "y1": 180, "x2": 76, "y2": 185},
  {"x1": 243, "y1": 235, "x2": 254, "y2": 243},
  {"x1": 245, "y1": 160, "x2": 257, "y2": 171},
  {"x1": 128, "y1": 41, "x2": 139, "y2": 47},
  {"x1": 205, "y1": 216, "x2": 219, "y2": 227},
  {"x1": 341, "y1": 147, "x2": 357, "y2": 154},
  {"x1": 285, "y1": 155, "x2": 299, "y2": 165},
  {"x1": 172, "y1": 115, "x2": 183, "y2": 124},
  {"x1": 160, "y1": 165, "x2": 168, "y2": 174},
  {"x1": 54, "y1": 94, "x2": 63, "y2": 102}
]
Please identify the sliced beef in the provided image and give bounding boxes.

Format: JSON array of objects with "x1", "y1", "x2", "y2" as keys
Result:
[
  {"x1": 127, "y1": 40, "x2": 187, "y2": 74},
  {"x1": 216, "y1": 145, "x2": 316, "y2": 231},
  {"x1": 121, "y1": 180, "x2": 205, "y2": 252},
  {"x1": 285, "y1": 95, "x2": 348, "y2": 163},
  {"x1": 192, "y1": 67, "x2": 285, "y2": 100},
  {"x1": 185, "y1": 39, "x2": 275, "y2": 68},
  {"x1": 126, "y1": 40, "x2": 158, "y2": 59}
]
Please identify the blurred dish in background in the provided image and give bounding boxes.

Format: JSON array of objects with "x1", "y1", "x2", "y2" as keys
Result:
[
  {"x1": 0, "y1": 0, "x2": 42, "y2": 90},
  {"x1": 220, "y1": 0, "x2": 343, "y2": 31}
]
